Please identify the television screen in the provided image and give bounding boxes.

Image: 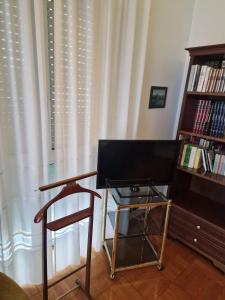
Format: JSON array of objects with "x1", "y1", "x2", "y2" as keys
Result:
[{"x1": 96, "y1": 140, "x2": 181, "y2": 189}]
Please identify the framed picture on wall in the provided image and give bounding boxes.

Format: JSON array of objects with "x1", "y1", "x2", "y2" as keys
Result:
[{"x1": 149, "y1": 86, "x2": 167, "y2": 109}]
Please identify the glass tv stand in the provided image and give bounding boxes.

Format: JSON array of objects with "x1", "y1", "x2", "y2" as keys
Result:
[{"x1": 102, "y1": 183, "x2": 172, "y2": 279}]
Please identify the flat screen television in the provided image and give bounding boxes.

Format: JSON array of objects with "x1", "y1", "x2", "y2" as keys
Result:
[{"x1": 96, "y1": 139, "x2": 181, "y2": 189}]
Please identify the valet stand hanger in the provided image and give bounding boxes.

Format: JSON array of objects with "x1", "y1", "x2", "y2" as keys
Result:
[{"x1": 34, "y1": 171, "x2": 100, "y2": 300}]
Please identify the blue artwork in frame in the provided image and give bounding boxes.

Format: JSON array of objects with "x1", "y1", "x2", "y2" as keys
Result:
[{"x1": 149, "y1": 86, "x2": 167, "y2": 109}]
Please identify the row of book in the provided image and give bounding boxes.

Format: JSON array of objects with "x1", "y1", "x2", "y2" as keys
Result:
[
  {"x1": 187, "y1": 63, "x2": 225, "y2": 93},
  {"x1": 180, "y1": 142, "x2": 225, "y2": 175},
  {"x1": 192, "y1": 99, "x2": 225, "y2": 137}
]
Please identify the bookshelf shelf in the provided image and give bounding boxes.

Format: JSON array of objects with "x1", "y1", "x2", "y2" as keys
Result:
[
  {"x1": 186, "y1": 92, "x2": 225, "y2": 97},
  {"x1": 177, "y1": 166, "x2": 225, "y2": 187},
  {"x1": 169, "y1": 43, "x2": 225, "y2": 273},
  {"x1": 178, "y1": 130, "x2": 225, "y2": 143}
]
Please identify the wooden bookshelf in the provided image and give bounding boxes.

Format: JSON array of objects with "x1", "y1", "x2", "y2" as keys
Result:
[
  {"x1": 177, "y1": 166, "x2": 225, "y2": 187},
  {"x1": 169, "y1": 44, "x2": 225, "y2": 273},
  {"x1": 178, "y1": 130, "x2": 225, "y2": 143}
]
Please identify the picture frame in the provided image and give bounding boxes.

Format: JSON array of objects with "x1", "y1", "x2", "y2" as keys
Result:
[{"x1": 149, "y1": 86, "x2": 167, "y2": 109}]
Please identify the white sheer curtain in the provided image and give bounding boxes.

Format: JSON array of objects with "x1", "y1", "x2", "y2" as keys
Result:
[
  {"x1": 0, "y1": 0, "x2": 151, "y2": 285},
  {"x1": 52, "y1": 0, "x2": 151, "y2": 272},
  {"x1": 0, "y1": 0, "x2": 51, "y2": 284}
]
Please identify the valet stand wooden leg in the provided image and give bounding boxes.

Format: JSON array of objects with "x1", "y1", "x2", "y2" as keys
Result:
[
  {"x1": 83, "y1": 194, "x2": 94, "y2": 300},
  {"x1": 42, "y1": 212, "x2": 48, "y2": 300}
]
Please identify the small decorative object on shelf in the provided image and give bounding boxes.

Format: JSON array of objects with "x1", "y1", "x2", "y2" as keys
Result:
[{"x1": 169, "y1": 44, "x2": 225, "y2": 273}]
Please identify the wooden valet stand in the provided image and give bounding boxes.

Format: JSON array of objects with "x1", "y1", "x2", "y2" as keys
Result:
[{"x1": 34, "y1": 171, "x2": 100, "y2": 300}]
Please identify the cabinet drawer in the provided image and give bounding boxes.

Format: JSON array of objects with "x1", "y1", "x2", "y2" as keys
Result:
[
  {"x1": 170, "y1": 205, "x2": 225, "y2": 248},
  {"x1": 169, "y1": 222, "x2": 225, "y2": 264}
]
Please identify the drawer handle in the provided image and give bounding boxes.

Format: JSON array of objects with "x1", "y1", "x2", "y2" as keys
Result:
[
  {"x1": 193, "y1": 238, "x2": 198, "y2": 243},
  {"x1": 196, "y1": 225, "x2": 201, "y2": 230}
]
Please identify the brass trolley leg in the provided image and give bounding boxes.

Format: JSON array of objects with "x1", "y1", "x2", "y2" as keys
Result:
[
  {"x1": 102, "y1": 189, "x2": 109, "y2": 242},
  {"x1": 110, "y1": 209, "x2": 120, "y2": 279},
  {"x1": 158, "y1": 200, "x2": 172, "y2": 270}
]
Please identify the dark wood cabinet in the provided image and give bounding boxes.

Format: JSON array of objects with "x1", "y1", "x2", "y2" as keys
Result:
[{"x1": 169, "y1": 44, "x2": 225, "y2": 272}]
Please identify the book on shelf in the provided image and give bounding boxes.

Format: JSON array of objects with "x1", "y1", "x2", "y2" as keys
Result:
[
  {"x1": 212, "y1": 153, "x2": 219, "y2": 173},
  {"x1": 183, "y1": 144, "x2": 192, "y2": 168},
  {"x1": 201, "y1": 149, "x2": 209, "y2": 172},
  {"x1": 193, "y1": 65, "x2": 201, "y2": 91},
  {"x1": 187, "y1": 62, "x2": 225, "y2": 93},
  {"x1": 187, "y1": 65, "x2": 198, "y2": 91},
  {"x1": 191, "y1": 99, "x2": 225, "y2": 138},
  {"x1": 180, "y1": 144, "x2": 187, "y2": 166},
  {"x1": 193, "y1": 148, "x2": 202, "y2": 169},
  {"x1": 188, "y1": 146, "x2": 197, "y2": 168},
  {"x1": 180, "y1": 144, "x2": 202, "y2": 170},
  {"x1": 218, "y1": 155, "x2": 225, "y2": 174},
  {"x1": 178, "y1": 136, "x2": 225, "y2": 176},
  {"x1": 192, "y1": 100, "x2": 203, "y2": 133},
  {"x1": 217, "y1": 102, "x2": 225, "y2": 136},
  {"x1": 202, "y1": 66, "x2": 211, "y2": 92},
  {"x1": 221, "y1": 155, "x2": 225, "y2": 175},
  {"x1": 207, "y1": 150, "x2": 214, "y2": 172},
  {"x1": 197, "y1": 65, "x2": 207, "y2": 92}
]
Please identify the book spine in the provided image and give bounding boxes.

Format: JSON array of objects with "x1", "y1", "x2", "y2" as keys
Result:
[
  {"x1": 212, "y1": 154, "x2": 219, "y2": 173},
  {"x1": 221, "y1": 69, "x2": 225, "y2": 92},
  {"x1": 188, "y1": 146, "x2": 197, "y2": 168},
  {"x1": 216, "y1": 154, "x2": 223, "y2": 174},
  {"x1": 216, "y1": 68, "x2": 223, "y2": 92},
  {"x1": 201, "y1": 149, "x2": 207, "y2": 171},
  {"x1": 183, "y1": 144, "x2": 192, "y2": 168},
  {"x1": 217, "y1": 102, "x2": 225, "y2": 137},
  {"x1": 205, "y1": 68, "x2": 213, "y2": 92},
  {"x1": 207, "y1": 152, "x2": 213, "y2": 172},
  {"x1": 200, "y1": 100, "x2": 211, "y2": 134},
  {"x1": 209, "y1": 101, "x2": 219, "y2": 136},
  {"x1": 180, "y1": 144, "x2": 187, "y2": 166},
  {"x1": 193, "y1": 148, "x2": 202, "y2": 169},
  {"x1": 193, "y1": 65, "x2": 201, "y2": 91},
  {"x1": 196, "y1": 101, "x2": 207, "y2": 134},
  {"x1": 221, "y1": 156, "x2": 225, "y2": 175},
  {"x1": 203, "y1": 100, "x2": 212, "y2": 134},
  {"x1": 213, "y1": 102, "x2": 223, "y2": 137},
  {"x1": 212, "y1": 69, "x2": 219, "y2": 92},
  {"x1": 197, "y1": 66, "x2": 207, "y2": 92},
  {"x1": 202, "y1": 66, "x2": 211, "y2": 92},
  {"x1": 193, "y1": 100, "x2": 203, "y2": 133},
  {"x1": 203, "y1": 148, "x2": 210, "y2": 171},
  {"x1": 208, "y1": 68, "x2": 216, "y2": 92},
  {"x1": 218, "y1": 155, "x2": 225, "y2": 175},
  {"x1": 187, "y1": 65, "x2": 197, "y2": 91}
]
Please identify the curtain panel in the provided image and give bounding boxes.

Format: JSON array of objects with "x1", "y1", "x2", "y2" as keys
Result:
[{"x1": 0, "y1": 0, "x2": 151, "y2": 284}]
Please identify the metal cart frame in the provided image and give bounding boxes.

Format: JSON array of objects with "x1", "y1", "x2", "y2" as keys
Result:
[{"x1": 102, "y1": 185, "x2": 172, "y2": 279}]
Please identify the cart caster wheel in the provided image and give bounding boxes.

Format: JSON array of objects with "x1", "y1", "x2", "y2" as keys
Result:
[
  {"x1": 75, "y1": 278, "x2": 80, "y2": 286},
  {"x1": 157, "y1": 265, "x2": 164, "y2": 271},
  {"x1": 110, "y1": 273, "x2": 115, "y2": 280}
]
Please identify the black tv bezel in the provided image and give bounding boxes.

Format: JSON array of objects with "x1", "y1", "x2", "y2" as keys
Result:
[{"x1": 96, "y1": 139, "x2": 181, "y2": 189}]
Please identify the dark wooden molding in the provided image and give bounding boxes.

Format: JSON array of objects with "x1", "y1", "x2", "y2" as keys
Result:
[{"x1": 186, "y1": 43, "x2": 225, "y2": 56}]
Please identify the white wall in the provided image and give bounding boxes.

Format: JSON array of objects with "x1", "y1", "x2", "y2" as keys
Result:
[
  {"x1": 188, "y1": 0, "x2": 225, "y2": 47},
  {"x1": 137, "y1": 0, "x2": 195, "y2": 139},
  {"x1": 173, "y1": 0, "x2": 225, "y2": 135}
]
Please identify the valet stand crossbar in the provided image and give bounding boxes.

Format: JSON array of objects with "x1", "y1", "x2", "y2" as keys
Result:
[{"x1": 34, "y1": 171, "x2": 101, "y2": 300}]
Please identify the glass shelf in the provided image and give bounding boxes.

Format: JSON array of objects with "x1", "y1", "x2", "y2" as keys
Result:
[
  {"x1": 103, "y1": 185, "x2": 171, "y2": 278},
  {"x1": 105, "y1": 236, "x2": 158, "y2": 268},
  {"x1": 111, "y1": 186, "x2": 168, "y2": 207}
]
